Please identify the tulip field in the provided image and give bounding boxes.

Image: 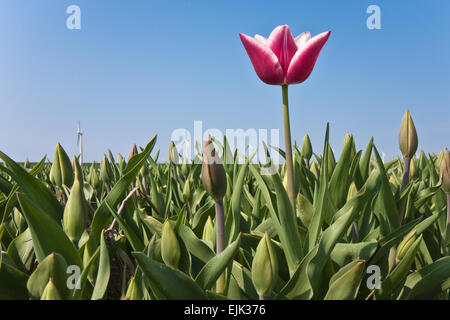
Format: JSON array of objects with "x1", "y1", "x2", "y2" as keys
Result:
[
  {"x1": 0, "y1": 24, "x2": 449, "y2": 301},
  {"x1": 0, "y1": 119, "x2": 449, "y2": 300}
]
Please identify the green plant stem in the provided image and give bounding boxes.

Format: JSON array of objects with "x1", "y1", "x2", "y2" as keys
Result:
[
  {"x1": 447, "y1": 194, "x2": 450, "y2": 255},
  {"x1": 401, "y1": 157, "x2": 411, "y2": 189},
  {"x1": 447, "y1": 194, "x2": 450, "y2": 226},
  {"x1": 215, "y1": 199, "x2": 226, "y2": 293},
  {"x1": 282, "y1": 85, "x2": 296, "y2": 212}
]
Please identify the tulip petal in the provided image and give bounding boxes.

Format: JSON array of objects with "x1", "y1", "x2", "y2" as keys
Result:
[
  {"x1": 239, "y1": 33, "x2": 284, "y2": 85},
  {"x1": 267, "y1": 25, "x2": 298, "y2": 76},
  {"x1": 286, "y1": 31, "x2": 331, "y2": 84},
  {"x1": 294, "y1": 31, "x2": 311, "y2": 49}
]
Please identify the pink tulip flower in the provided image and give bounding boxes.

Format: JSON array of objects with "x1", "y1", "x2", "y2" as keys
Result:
[{"x1": 239, "y1": 25, "x2": 331, "y2": 85}]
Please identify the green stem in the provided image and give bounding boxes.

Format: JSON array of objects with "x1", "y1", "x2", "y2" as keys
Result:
[
  {"x1": 447, "y1": 194, "x2": 450, "y2": 255},
  {"x1": 401, "y1": 157, "x2": 411, "y2": 189},
  {"x1": 215, "y1": 199, "x2": 226, "y2": 293},
  {"x1": 282, "y1": 85, "x2": 296, "y2": 212},
  {"x1": 447, "y1": 194, "x2": 450, "y2": 226}
]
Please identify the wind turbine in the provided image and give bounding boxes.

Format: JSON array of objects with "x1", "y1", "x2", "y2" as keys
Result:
[{"x1": 77, "y1": 121, "x2": 83, "y2": 165}]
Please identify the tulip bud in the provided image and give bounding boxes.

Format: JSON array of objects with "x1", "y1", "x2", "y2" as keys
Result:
[
  {"x1": 301, "y1": 134, "x2": 312, "y2": 161},
  {"x1": 100, "y1": 154, "x2": 113, "y2": 185},
  {"x1": 24, "y1": 157, "x2": 30, "y2": 169},
  {"x1": 398, "y1": 110, "x2": 418, "y2": 159},
  {"x1": 117, "y1": 153, "x2": 126, "y2": 172},
  {"x1": 181, "y1": 157, "x2": 189, "y2": 177},
  {"x1": 347, "y1": 182, "x2": 358, "y2": 201},
  {"x1": 436, "y1": 150, "x2": 444, "y2": 169},
  {"x1": 389, "y1": 173, "x2": 399, "y2": 188},
  {"x1": 201, "y1": 137, "x2": 227, "y2": 201},
  {"x1": 13, "y1": 208, "x2": 26, "y2": 233},
  {"x1": 182, "y1": 178, "x2": 192, "y2": 202},
  {"x1": 161, "y1": 220, "x2": 180, "y2": 269},
  {"x1": 63, "y1": 156, "x2": 88, "y2": 242},
  {"x1": 396, "y1": 230, "x2": 416, "y2": 261},
  {"x1": 49, "y1": 142, "x2": 74, "y2": 188},
  {"x1": 41, "y1": 278, "x2": 61, "y2": 300},
  {"x1": 310, "y1": 161, "x2": 319, "y2": 179},
  {"x1": 124, "y1": 276, "x2": 142, "y2": 300},
  {"x1": 202, "y1": 216, "x2": 215, "y2": 245},
  {"x1": 89, "y1": 164, "x2": 101, "y2": 189},
  {"x1": 128, "y1": 143, "x2": 138, "y2": 162},
  {"x1": 327, "y1": 144, "x2": 336, "y2": 175},
  {"x1": 252, "y1": 233, "x2": 278, "y2": 299},
  {"x1": 440, "y1": 148, "x2": 450, "y2": 194},
  {"x1": 343, "y1": 132, "x2": 356, "y2": 160},
  {"x1": 169, "y1": 141, "x2": 180, "y2": 164}
]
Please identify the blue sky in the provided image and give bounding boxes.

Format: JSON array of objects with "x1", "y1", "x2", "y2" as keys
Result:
[{"x1": 0, "y1": 0, "x2": 449, "y2": 162}]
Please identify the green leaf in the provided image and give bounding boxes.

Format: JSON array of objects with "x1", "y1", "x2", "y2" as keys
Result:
[
  {"x1": 16, "y1": 193, "x2": 82, "y2": 267},
  {"x1": 375, "y1": 235, "x2": 423, "y2": 299},
  {"x1": 105, "y1": 201, "x2": 144, "y2": 252},
  {"x1": 324, "y1": 260, "x2": 366, "y2": 300},
  {"x1": 91, "y1": 231, "x2": 111, "y2": 300},
  {"x1": 249, "y1": 164, "x2": 301, "y2": 275},
  {"x1": 330, "y1": 241, "x2": 378, "y2": 267},
  {"x1": 195, "y1": 235, "x2": 241, "y2": 290},
  {"x1": 0, "y1": 252, "x2": 29, "y2": 299},
  {"x1": 329, "y1": 135, "x2": 354, "y2": 209},
  {"x1": 27, "y1": 252, "x2": 69, "y2": 299},
  {"x1": 373, "y1": 146, "x2": 401, "y2": 231},
  {"x1": 0, "y1": 152, "x2": 62, "y2": 222},
  {"x1": 88, "y1": 137, "x2": 156, "y2": 252},
  {"x1": 399, "y1": 256, "x2": 450, "y2": 299},
  {"x1": 278, "y1": 178, "x2": 375, "y2": 299},
  {"x1": 133, "y1": 252, "x2": 207, "y2": 300}
]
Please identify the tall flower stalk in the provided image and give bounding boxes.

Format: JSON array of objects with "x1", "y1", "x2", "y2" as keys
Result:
[{"x1": 282, "y1": 85, "x2": 296, "y2": 210}]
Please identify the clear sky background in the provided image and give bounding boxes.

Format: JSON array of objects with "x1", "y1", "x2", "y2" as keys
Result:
[{"x1": 0, "y1": 0, "x2": 449, "y2": 162}]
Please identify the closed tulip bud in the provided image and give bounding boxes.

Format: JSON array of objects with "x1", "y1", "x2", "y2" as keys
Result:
[
  {"x1": 202, "y1": 216, "x2": 215, "y2": 245},
  {"x1": 169, "y1": 141, "x2": 180, "y2": 164},
  {"x1": 128, "y1": 143, "x2": 138, "y2": 162},
  {"x1": 89, "y1": 164, "x2": 100, "y2": 189},
  {"x1": 310, "y1": 161, "x2": 319, "y2": 179},
  {"x1": 13, "y1": 208, "x2": 26, "y2": 233},
  {"x1": 399, "y1": 110, "x2": 418, "y2": 159},
  {"x1": 182, "y1": 178, "x2": 191, "y2": 202},
  {"x1": 63, "y1": 156, "x2": 88, "y2": 242},
  {"x1": 301, "y1": 134, "x2": 312, "y2": 161},
  {"x1": 201, "y1": 137, "x2": 227, "y2": 201},
  {"x1": 41, "y1": 278, "x2": 61, "y2": 300},
  {"x1": 396, "y1": 230, "x2": 416, "y2": 261},
  {"x1": 117, "y1": 153, "x2": 126, "y2": 172},
  {"x1": 440, "y1": 148, "x2": 450, "y2": 194},
  {"x1": 389, "y1": 173, "x2": 399, "y2": 188},
  {"x1": 100, "y1": 154, "x2": 113, "y2": 185},
  {"x1": 347, "y1": 182, "x2": 358, "y2": 201},
  {"x1": 124, "y1": 277, "x2": 142, "y2": 300},
  {"x1": 161, "y1": 220, "x2": 180, "y2": 269},
  {"x1": 49, "y1": 142, "x2": 74, "y2": 188},
  {"x1": 24, "y1": 157, "x2": 30, "y2": 169},
  {"x1": 436, "y1": 150, "x2": 444, "y2": 169},
  {"x1": 343, "y1": 132, "x2": 356, "y2": 160},
  {"x1": 252, "y1": 233, "x2": 278, "y2": 299},
  {"x1": 181, "y1": 157, "x2": 189, "y2": 177}
]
